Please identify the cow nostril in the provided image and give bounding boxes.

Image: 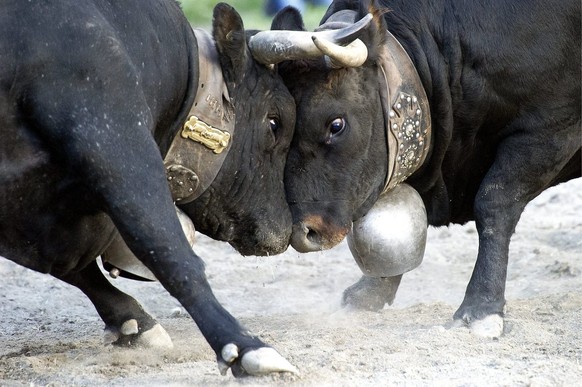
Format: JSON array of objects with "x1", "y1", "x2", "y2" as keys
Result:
[
  {"x1": 306, "y1": 228, "x2": 320, "y2": 245},
  {"x1": 291, "y1": 222, "x2": 324, "y2": 253},
  {"x1": 291, "y1": 217, "x2": 349, "y2": 253}
]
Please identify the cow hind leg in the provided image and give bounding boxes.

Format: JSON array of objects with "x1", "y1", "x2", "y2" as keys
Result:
[
  {"x1": 453, "y1": 120, "x2": 581, "y2": 338},
  {"x1": 56, "y1": 260, "x2": 173, "y2": 348}
]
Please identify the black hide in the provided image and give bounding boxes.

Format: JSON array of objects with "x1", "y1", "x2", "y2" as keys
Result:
[
  {"x1": 0, "y1": 0, "x2": 295, "y2": 374},
  {"x1": 278, "y1": 0, "x2": 580, "y2": 324}
]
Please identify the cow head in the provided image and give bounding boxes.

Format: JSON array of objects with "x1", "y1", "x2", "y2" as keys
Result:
[
  {"x1": 251, "y1": 1, "x2": 390, "y2": 252},
  {"x1": 179, "y1": 4, "x2": 296, "y2": 256}
]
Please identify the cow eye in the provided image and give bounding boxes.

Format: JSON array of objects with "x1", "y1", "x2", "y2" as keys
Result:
[
  {"x1": 329, "y1": 117, "x2": 346, "y2": 135},
  {"x1": 269, "y1": 117, "x2": 280, "y2": 134}
]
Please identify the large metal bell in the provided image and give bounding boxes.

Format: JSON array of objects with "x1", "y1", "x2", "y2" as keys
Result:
[
  {"x1": 347, "y1": 183, "x2": 427, "y2": 277},
  {"x1": 101, "y1": 206, "x2": 196, "y2": 281}
]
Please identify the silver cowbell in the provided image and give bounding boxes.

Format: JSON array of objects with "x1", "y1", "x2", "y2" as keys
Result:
[{"x1": 347, "y1": 183, "x2": 427, "y2": 277}]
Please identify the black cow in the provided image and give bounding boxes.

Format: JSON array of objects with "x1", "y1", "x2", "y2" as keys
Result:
[
  {"x1": 0, "y1": 0, "x2": 297, "y2": 376},
  {"x1": 259, "y1": 0, "x2": 581, "y2": 336}
]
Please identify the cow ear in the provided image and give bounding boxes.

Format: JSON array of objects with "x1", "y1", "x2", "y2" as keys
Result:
[
  {"x1": 320, "y1": 0, "x2": 361, "y2": 24},
  {"x1": 268, "y1": 8, "x2": 306, "y2": 76},
  {"x1": 271, "y1": 6, "x2": 306, "y2": 31},
  {"x1": 318, "y1": 0, "x2": 388, "y2": 64},
  {"x1": 357, "y1": 0, "x2": 388, "y2": 63},
  {"x1": 212, "y1": 3, "x2": 248, "y2": 85}
]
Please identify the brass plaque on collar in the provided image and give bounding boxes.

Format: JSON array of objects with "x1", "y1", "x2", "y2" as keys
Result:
[{"x1": 181, "y1": 115, "x2": 231, "y2": 154}]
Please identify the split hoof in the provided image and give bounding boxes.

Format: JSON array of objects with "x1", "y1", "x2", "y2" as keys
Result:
[
  {"x1": 241, "y1": 347, "x2": 298, "y2": 375},
  {"x1": 103, "y1": 320, "x2": 173, "y2": 349},
  {"x1": 135, "y1": 323, "x2": 174, "y2": 349},
  {"x1": 218, "y1": 344, "x2": 298, "y2": 377},
  {"x1": 469, "y1": 314, "x2": 504, "y2": 338},
  {"x1": 448, "y1": 314, "x2": 504, "y2": 338},
  {"x1": 103, "y1": 327, "x2": 121, "y2": 345}
]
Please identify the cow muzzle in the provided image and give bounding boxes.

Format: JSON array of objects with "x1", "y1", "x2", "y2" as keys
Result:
[{"x1": 290, "y1": 214, "x2": 350, "y2": 253}]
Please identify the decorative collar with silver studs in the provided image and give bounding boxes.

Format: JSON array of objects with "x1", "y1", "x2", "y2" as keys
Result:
[{"x1": 378, "y1": 30, "x2": 431, "y2": 194}]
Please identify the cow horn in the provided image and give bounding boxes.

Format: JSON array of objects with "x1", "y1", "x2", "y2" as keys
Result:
[
  {"x1": 312, "y1": 36, "x2": 368, "y2": 68},
  {"x1": 248, "y1": 30, "x2": 327, "y2": 65},
  {"x1": 249, "y1": 13, "x2": 373, "y2": 66}
]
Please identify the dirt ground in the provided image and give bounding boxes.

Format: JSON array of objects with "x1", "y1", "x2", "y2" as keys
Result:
[{"x1": 1, "y1": 178, "x2": 581, "y2": 386}]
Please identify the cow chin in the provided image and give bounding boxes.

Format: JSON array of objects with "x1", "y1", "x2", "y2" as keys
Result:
[
  {"x1": 229, "y1": 230, "x2": 290, "y2": 257},
  {"x1": 179, "y1": 193, "x2": 292, "y2": 256},
  {"x1": 200, "y1": 218, "x2": 291, "y2": 257},
  {"x1": 222, "y1": 213, "x2": 292, "y2": 256}
]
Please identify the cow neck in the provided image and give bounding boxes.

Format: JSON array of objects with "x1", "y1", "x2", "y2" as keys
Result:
[
  {"x1": 378, "y1": 31, "x2": 432, "y2": 194},
  {"x1": 163, "y1": 28, "x2": 235, "y2": 204}
]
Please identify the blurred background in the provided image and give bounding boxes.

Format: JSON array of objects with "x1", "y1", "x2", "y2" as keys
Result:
[{"x1": 179, "y1": 0, "x2": 329, "y2": 30}]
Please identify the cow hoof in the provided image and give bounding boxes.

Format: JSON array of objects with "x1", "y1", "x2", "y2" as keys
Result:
[
  {"x1": 341, "y1": 275, "x2": 402, "y2": 311},
  {"x1": 103, "y1": 321, "x2": 173, "y2": 349},
  {"x1": 103, "y1": 327, "x2": 121, "y2": 345},
  {"x1": 240, "y1": 347, "x2": 299, "y2": 376},
  {"x1": 448, "y1": 314, "x2": 504, "y2": 338},
  {"x1": 103, "y1": 318, "x2": 139, "y2": 345},
  {"x1": 218, "y1": 344, "x2": 298, "y2": 377},
  {"x1": 135, "y1": 323, "x2": 174, "y2": 349},
  {"x1": 469, "y1": 314, "x2": 504, "y2": 338}
]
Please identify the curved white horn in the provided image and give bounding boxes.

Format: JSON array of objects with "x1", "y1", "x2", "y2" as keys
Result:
[
  {"x1": 312, "y1": 36, "x2": 368, "y2": 68},
  {"x1": 249, "y1": 13, "x2": 373, "y2": 65}
]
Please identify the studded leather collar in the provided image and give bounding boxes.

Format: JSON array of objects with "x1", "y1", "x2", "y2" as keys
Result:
[{"x1": 378, "y1": 31, "x2": 431, "y2": 193}]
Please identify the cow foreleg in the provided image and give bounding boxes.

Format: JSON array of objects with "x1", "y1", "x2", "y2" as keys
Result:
[
  {"x1": 453, "y1": 122, "x2": 580, "y2": 337},
  {"x1": 56, "y1": 260, "x2": 172, "y2": 348},
  {"x1": 341, "y1": 275, "x2": 402, "y2": 311}
]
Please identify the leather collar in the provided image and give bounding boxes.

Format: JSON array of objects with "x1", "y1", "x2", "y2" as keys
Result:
[
  {"x1": 163, "y1": 28, "x2": 235, "y2": 204},
  {"x1": 378, "y1": 31, "x2": 431, "y2": 193}
]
